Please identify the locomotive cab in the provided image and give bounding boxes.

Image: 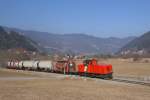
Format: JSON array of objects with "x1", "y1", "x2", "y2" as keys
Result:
[{"x1": 83, "y1": 59, "x2": 97, "y2": 66}]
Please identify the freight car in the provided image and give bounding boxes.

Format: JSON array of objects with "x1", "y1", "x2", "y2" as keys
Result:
[
  {"x1": 7, "y1": 58, "x2": 113, "y2": 79},
  {"x1": 7, "y1": 60, "x2": 19, "y2": 69},
  {"x1": 54, "y1": 60, "x2": 76, "y2": 74}
]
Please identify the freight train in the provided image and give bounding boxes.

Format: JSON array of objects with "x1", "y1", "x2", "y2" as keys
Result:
[{"x1": 7, "y1": 58, "x2": 113, "y2": 79}]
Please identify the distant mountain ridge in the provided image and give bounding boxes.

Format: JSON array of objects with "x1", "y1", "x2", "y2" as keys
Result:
[
  {"x1": 3, "y1": 26, "x2": 136, "y2": 54},
  {"x1": 0, "y1": 26, "x2": 39, "y2": 51},
  {"x1": 119, "y1": 31, "x2": 150, "y2": 55}
]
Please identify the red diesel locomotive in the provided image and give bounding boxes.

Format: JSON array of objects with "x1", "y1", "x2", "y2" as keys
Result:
[{"x1": 78, "y1": 59, "x2": 113, "y2": 79}]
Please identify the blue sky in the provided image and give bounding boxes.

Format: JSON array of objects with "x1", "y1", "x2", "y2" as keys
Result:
[{"x1": 0, "y1": 0, "x2": 150, "y2": 38}]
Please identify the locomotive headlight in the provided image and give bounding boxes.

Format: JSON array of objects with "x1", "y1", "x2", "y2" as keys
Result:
[
  {"x1": 69, "y1": 63, "x2": 73, "y2": 67},
  {"x1": 84, "y1": 66, "x2": 88, "y2": 72}
]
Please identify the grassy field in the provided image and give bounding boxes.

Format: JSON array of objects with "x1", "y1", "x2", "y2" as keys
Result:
[
  {"x1": 0, "y1": 58, "x2": 150, "y2": 100},
  {"x1": 0, "y1": 69, "x2": 37, "y2": 77},
  {"x1": 98, "y1": 58, "x2": 150, "y2": 79},
  {"x1": 0, "y1": 68, "x2": 150, "y2": 100}
]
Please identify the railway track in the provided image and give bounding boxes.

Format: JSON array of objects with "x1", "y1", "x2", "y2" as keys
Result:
[
  {"x1": 67, "y1": 74, "x2": 150, "y2": 87},
  {"x1": 111, "y1": 78, "x2": 150, "y2": 87}
]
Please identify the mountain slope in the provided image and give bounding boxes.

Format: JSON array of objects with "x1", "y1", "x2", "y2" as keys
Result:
[
  {"x1": 4, "y1": 26, "x2": 135, "y2": 54},
  {"x1": 0, "y1": 26, "x2": 39, "y2": 51},
  {"x1": 119, "y1": 31, "x2": 150, "y2": 55}
]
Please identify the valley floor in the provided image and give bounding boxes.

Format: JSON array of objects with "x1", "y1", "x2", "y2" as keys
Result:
[{"x1": 0, "y1": 68, "x2": 150, "y2": 100}]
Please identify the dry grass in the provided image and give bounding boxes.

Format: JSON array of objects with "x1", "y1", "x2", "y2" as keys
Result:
[
  {"x1": 0, "y1": 69, "x2": 36, "y2": 77},
  {"x1": 98, "y1": 58, "x2": 150, "y2": 76},
  {"x1": 0, "y1": 58, "x2": 150, "y2": 100},
  {"x1": 0, "y1": 69, "x2": 150, "y2": 100},
  {"x1": 0, "y1": 78, "x2": 150, "y2": 100}
]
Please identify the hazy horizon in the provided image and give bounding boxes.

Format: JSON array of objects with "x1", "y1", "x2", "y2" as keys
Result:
[
  {"x1": 0, "y1": 0, "x2": 150, "y2": 38},
  {"x1": 2, "y1": 25, "x2": 139, "y2": 39}
]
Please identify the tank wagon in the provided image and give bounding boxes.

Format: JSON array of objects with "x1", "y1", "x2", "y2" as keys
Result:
[
  {"x1": 7, "y1": 60, "x2": 19, "y2": 69},
  {"x1": 7, "y1": 58, "x2": 113, "y2": 79}
]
